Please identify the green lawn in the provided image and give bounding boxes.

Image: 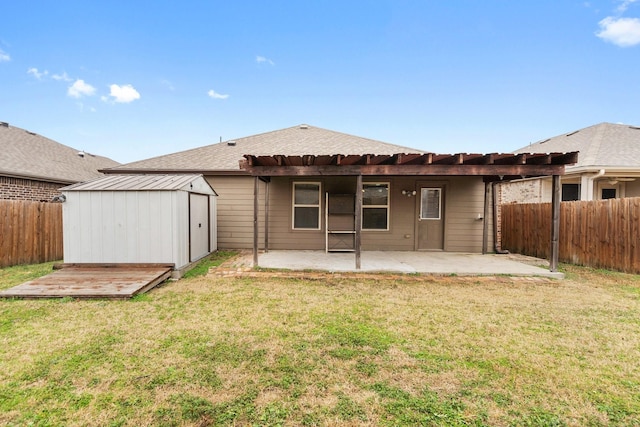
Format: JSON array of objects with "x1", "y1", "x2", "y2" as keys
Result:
[{"x1": 1, "y1": 256, "x2": 639, "y2": 426}]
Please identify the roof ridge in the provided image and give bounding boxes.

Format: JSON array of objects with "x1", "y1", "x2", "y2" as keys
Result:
[
  {"x1": 581, "y1": 123, "x2": 607, "y2": 165},
  {"x1": 233, "y1": 123, "x2": 415, "y2": 150}
]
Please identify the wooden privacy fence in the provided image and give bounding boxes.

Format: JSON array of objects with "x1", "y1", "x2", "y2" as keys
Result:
[
  {"x1": 501, "y1": 197, "x2": 640, "y2": 274},
  {"x1": 0, "y1": 200, "x2": 63, "y2": 267}
]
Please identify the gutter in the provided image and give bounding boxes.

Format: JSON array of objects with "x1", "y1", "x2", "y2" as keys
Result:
[
  {"x1": 0, "y1": 170, "x2": 76, "y2": 185},
  {"x1": 99, "y1": 168, "x2": 250, "y2": 176}
]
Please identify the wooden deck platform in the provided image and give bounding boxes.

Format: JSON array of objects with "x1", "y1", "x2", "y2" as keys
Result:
[{"x1": 0, "y1": 264, "x2": 173, "y2": 299}]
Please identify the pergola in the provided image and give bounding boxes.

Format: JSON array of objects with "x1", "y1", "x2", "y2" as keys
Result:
[{"x1": 241, "y1": 151, "x2": 579, "y2": 272}]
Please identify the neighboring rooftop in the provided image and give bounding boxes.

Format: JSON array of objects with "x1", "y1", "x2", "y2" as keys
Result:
[
  {"x1": 0, "y1": 121, "x2": 120, "y2": 183},
  {"x1": 104, "y1": 124, "x2": 423, "y2": 173},
  {"x1": 515, "y1": 122, "x2": 640, "y2": 169}
]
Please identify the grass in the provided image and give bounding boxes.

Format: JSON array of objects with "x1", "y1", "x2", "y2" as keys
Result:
[
  {"x1": 182, "y1": 250, "x2": 238, "y2": 278},
  {"x1": 1, "y1": 260, "x2": 639, "y2": 426}
]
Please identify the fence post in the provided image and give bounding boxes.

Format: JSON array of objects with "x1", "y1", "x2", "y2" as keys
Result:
[{"x1": 550, "y1": 175, "x2": 560, "y2": 272}]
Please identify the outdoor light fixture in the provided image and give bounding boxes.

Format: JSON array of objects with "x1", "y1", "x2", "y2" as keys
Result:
[{"x1": 401, "y1": 190, "x2": 416, "y2": 197}]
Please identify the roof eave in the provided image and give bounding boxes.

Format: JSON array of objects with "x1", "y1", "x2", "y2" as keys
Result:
[
  {"x1": 0, "y1": 170, "x2": 77, "y2": 185},
  {"x1": 100, "y1": 168, "x2": 249, "y2": 176},
  {"x1": 566, "y1": 165, "x2": 640, "y2": 175}
]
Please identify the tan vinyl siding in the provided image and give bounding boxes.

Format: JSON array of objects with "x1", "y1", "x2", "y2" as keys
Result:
[
  {"x1": 265, "y1": 175, "x2": 489, "y2": 253},
  {"x1": 205, "y1": 176, "x2": 265, "y2": 249},
  {"x1": 361, "y1": 176, "x2": 416, "y2": 251},
  {"x1": 267, "y1": 177, "x2": 326, "y2": 250},
  {"x1": 625, "y1": 180, "x2": 640, "y2": 197},
  {"x1": 443, "y1": 177, "x2": 486, "y2": 252}
]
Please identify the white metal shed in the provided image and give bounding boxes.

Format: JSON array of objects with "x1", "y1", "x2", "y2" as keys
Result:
[{"x1": 61, "y1": 174, "x2": 217, "y2": 276}]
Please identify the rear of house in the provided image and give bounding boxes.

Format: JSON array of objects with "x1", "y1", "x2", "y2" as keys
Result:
[
  {"x1": 263, "y1": 175, "x2": 487, "y2": 252},
  {"x1": 103, "y1": 124, "x2": 574, "y2": 255}
]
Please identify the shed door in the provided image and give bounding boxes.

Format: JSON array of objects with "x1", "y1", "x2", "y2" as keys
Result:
[
  {"x1": 190, "y1": 194, "x2": 210, "y2": 262},
  {"x1": 417, "y1": 187, "x2": 444, "y2": 250}
]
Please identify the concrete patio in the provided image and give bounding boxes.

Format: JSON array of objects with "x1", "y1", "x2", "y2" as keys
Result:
[{"x1": 242, "y1": 251, "x2": 563, "y2": 278}]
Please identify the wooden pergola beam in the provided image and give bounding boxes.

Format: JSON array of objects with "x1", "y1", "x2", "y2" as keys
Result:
[{"x1": 242, "y1": 164, "x2": 567, "y2": 177}]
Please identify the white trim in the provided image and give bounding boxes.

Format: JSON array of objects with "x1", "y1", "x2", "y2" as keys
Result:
[
  {"x1": 420, "y1": 187, "x2": 441, "y2": 220},
  {"x1": 292, "y1": 181, "x2": 322, "y2": 230},
  {"x1": 362, "y1": 182, "x2": 389, "y2": 231}
]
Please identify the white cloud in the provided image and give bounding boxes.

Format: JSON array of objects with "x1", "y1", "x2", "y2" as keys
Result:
[
  {"x1": 27, "y1": 67, "x2": 48, "y2": 79},
  {"x1": 0, "y1": 49, "x2": 9, "y2": 62},
  {"x1": 596, "y1": 16, "x2": 640, "y2": 46},
  {"x1": 52, "y1": 72, "x2": 72, "y2": 82},
  {"x1": 68, "y1": 79, "x2": 96, "y2": 98},
  {"x1": 256, "y1": 55, "x2": 275, "y2": 65},
  {"x1": 160, "y1": 79, "x2": 175, "y2": 91},
  {"x1": 107, "y1": 84, "x2": 141, "y2": 103},
  {"x1": 617, "y1": 0, "x2": 639, "y2": 13},
  {"x1": 207, "y1": 89, "x2": 229, "y2": 100}
]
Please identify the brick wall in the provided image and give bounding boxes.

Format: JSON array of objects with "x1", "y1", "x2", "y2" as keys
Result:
[
  {"x1": 498, "y1": 179, "x2": 544, "y2": 204},
  {"x1": 0, "y1": 176, "x2": 65, "y2": 202}
]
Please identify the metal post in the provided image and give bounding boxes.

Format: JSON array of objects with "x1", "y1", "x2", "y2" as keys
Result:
[
  {"x1": 550, "y1": 174, "x2": 560, "y2": 272},
  {"x1": 355, "y1": 174, "x2": 363, "y2": 269},
  {"x1": 253, "y1": 176, "x2": 259, "y2": 267},
  {"x1": 264, "y1": 179, "x2": 270, "y2": 252},
  {"x1": 482, "y1": 182, "x2": 490, "y2": 254}
]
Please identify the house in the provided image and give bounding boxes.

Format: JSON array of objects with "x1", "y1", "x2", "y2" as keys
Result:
[
  {"x1": 500, "y1": 122, "x2": 640, "y2": 203},
  {"x1": 102, "y1": 124, "x2": 576, "y2": 267},
  {"x1": 0, "y1": 121, "x2": 119, "y2": 201}
]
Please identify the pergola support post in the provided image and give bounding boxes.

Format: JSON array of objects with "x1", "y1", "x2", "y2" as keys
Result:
[
  {"x1": 482, "y1": 182, "x2": 491, "y2": 254},
  {"x1": 253, "y1": 176, "x2": 259, "y2": 267},
  {"x1": 355, "y1": 174, "x2": 362, "y2": 269},
  {"x1": 264, "y1": 179, "x2": 270, "y2": 252},
  {"x1": 550, "y1": 174, "x2": 560, "y2": 272}
]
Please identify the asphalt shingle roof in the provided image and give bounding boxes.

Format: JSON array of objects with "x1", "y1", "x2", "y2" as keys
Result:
[
  {"x1": 0, "y1": 122, "x2": 120, "y2": 183},
  {"x1": 105, "y1": 124, "x2": 423, "y2": 173},
  {"x1": 514, "y1": 122, "x2": 640, "y2": 168}
]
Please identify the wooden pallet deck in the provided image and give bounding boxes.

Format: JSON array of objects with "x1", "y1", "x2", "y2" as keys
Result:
[{"x1": 0, "y1": 264, "x2": 173, "y2": 299}]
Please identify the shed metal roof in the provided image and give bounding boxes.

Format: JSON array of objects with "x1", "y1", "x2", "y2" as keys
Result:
[{"x1": 61, "y1": 174, "x2": 209, "y2": 192}]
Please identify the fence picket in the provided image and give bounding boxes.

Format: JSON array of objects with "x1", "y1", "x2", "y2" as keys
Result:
[
  {"x1": 0, "y1": 200, "x2": 63, "y2": 267},
  {"x1": 501, "y1": 197, "x2": 640, "y2": 274}
]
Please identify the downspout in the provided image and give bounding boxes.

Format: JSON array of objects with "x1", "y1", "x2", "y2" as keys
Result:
[
  {"x1": 588, "y1": 169, "x2": 605, "y2": 200},
  {"x1": 492, "y1": 181, "x2": 510, "y2": 254},
  {"x1": 581, "y1": 169, "x2": 605, "y2": 201}
]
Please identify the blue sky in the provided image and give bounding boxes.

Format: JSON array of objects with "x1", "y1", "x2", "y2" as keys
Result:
[{"x1": 1, "y1": 1, "x2": 639, "y2": 164}]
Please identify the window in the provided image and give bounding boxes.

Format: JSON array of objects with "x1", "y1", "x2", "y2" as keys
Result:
[
  {"x1": 362, "y1": 183, "x2": 389, "y2": 230},
  {"x1": 292, "y1": 182, "x2": 321, "y2": 229},
  {"x1": 420, "y1": 188, "x2": 441, "y2": 220},
  {"x1": 562, "y1": 184, "x2": 580, "y2": 201},
  {"x1": 601, "y1": 188, "x2": 616, "y2": 199}
]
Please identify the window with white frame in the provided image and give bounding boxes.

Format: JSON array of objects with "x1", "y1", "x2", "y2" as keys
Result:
[
  {"x1": 362, "y1": 183, "x2": 389, "y2": 230},
  {"x1": 420, "y1": 188, "x2": 441, "y2": 220},
  {"x1": 292, "y1": 182, "x2": 321, "y2": 229}
]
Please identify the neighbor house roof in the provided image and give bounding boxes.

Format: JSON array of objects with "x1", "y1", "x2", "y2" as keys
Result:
[
  {"x1": 514, "y1": 122, "x2": 640, "y2": 171},
  {"x1": 0, "y1": 121, "x2": 120, "y2": 183},
  {"x1": 103, "y1": 124, "x2": 422, "y2": 175}
]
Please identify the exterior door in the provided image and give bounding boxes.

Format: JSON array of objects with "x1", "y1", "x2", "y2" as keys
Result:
[
  {"x1": 190, "y1": 193, "x2": 210, "y2": 261},
  {"x1": 417, "y1": 187, "x2": 444, "y2": 250}
]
